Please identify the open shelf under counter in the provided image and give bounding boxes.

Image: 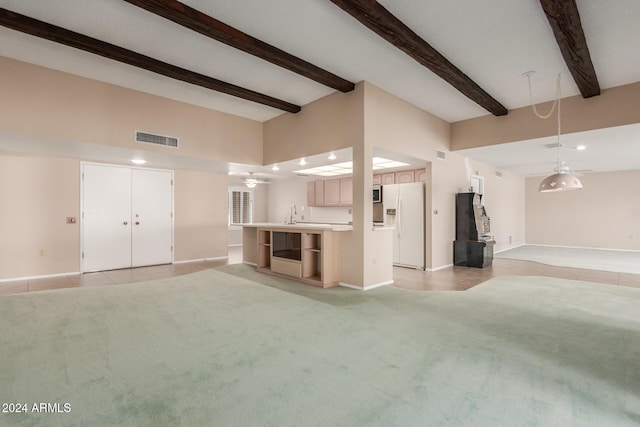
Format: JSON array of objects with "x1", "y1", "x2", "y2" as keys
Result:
[{"x1": 245, "y1": 224, "x2": 344, "y2": 288}]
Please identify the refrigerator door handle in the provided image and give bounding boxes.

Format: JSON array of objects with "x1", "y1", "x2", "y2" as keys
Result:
[{"x1": 397, "y1": 195, "x2": 402, "y2": 239}]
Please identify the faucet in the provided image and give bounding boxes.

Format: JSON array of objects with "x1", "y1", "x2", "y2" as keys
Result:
[{"x1": 289, "y1": 204, "x2": 297, "y2": 224}]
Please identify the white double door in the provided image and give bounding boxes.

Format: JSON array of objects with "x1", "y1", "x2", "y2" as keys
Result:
[{"x1": 82, "y1": 163, "x2": 173, "y2": 272}]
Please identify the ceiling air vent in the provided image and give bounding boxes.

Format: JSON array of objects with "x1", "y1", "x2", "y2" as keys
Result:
[
  {"x1": 135, "y1": 131, "x2": 178, "y2": 148},
  {"x1": 436, "y1": 149, "x2": 446, "y2": 160}
]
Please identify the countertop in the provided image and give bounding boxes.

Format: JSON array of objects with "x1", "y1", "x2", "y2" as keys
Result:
[
  {"x1": 243, "y1": 222, "x2": 353, "y2": 231},
  {"x1": 243, "y1": 223, "x2": 394, "y2": 232}
]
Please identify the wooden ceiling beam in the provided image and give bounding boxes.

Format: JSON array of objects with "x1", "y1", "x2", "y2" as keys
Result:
[
  {"x1": 123, "y1": 0, "x2": 355, "y2": 93},
  {"x1": 328, "y1": 0, "x2": 507, "y2": 116},
  {"x1": 0, "y1": 8, "x2": 301, "y2": 113},
  {"x1": 539, "y1": 0, "x2": 600, "y2": 98}
]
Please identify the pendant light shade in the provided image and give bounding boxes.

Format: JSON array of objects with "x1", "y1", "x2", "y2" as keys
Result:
[
  {"x1": 525, "y1": 72, "x2": 584, "y2": 193},
  {"x1": 538, "y1": 172, "x2": 583, "y2": 192}
]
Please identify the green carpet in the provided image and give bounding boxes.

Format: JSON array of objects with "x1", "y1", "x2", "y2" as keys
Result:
[{"x1": 1, "y1": 264, "x2": 639, "y2": 426}]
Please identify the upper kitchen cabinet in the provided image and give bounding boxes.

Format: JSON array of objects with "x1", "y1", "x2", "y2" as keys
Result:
[
  {"x1": 339, "y1": 177, "x2": 352, "y2": 206},
  {"x1": 381, "y1": 173, "x2": 395, "y2": 185},
  {"x1": 314, "y1": 181, "x2": 324, "y2": 206},
  {"x1": 395, "y1": 170, "x2": 415, "y2": 184},
  {"x1": 372, "y1": 169, "x2": 426, "y2": 185},
  {"x1": 307, "y1": 181, "x2": 316, "y2": 206},
  {"x1": 306, "y1": 178, "x2": 353, "y2": 207},
  {"x1": 324, "y1": 179, "x2": 341, "y2": 206}
]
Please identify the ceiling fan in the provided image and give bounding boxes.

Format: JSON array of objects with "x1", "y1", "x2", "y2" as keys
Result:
[
  {"x1": 242, "y1": 172, "x2": 270, "y2": 188},
  {"x1": 529, "y1": 161, "x2": 584, "y2": 177}
]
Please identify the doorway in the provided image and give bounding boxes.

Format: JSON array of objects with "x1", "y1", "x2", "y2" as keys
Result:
[{"x1": 82, "y1": 163, "x2": 173, "y2": 272}]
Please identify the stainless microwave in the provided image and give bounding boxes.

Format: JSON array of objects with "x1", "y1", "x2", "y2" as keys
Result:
[{"x1": 372, "y1": 185, "x2": 382, "y2": 203}]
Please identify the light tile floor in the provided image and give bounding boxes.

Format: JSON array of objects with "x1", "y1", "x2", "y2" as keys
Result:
[
  {"x1": 392, "y1": 258, "x2": 640, "y2": 291},
  {"x1": 1, "y1": 246, "x2": 639, "y2": 297}
]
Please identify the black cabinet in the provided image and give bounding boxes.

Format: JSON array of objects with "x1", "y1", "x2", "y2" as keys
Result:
[
  {"x1": 454, "y1": 240, "x2": 495, "y2": 268},
  {"x1": 453, "y1": 192, "x2": 494, "y2": 268}
]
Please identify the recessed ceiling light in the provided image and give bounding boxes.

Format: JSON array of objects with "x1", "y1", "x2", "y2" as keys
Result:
[
  {"x1": 328, "y1": 152, "x2": 337, "y2": 160},
  {"x1": 576, "y1": 145, "x2": 587, "y2": 151},
  {"x1": 131, "y1": 159, "x2": 146, "y2": 165},
  {"x1": 272, "y1": 164, "x2": 279, "y2": 171},
  {"x1": 299, "y1": 158, "x2": 307, "y2": 166}
]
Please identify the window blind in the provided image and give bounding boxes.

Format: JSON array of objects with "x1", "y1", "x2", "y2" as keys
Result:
[{"x1": 229, "y1": 189, "x2": 253, "y2": 225}]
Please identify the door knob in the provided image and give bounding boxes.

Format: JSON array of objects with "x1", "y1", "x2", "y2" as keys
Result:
[
  {"x1": 123, "y1": 221, "x2": 128, "y2": 225},
  {"x1": 135, "y1": 221, "x2": 140, "y2": 225}
]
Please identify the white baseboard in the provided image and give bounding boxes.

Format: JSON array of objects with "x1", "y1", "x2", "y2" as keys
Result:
[
  {"x1": 173, "y1": 256, "x2": 228, "y2": 265},
  {"x1": 339, "y1": 280, "x2": 393, "y2": 291},
  {"x1": 523, "y1": 243, "x2": 640, "y2": 254},
  {"x1": 0, "y1": 271, "x2": 80, "y2": 283},
  {"x1": 243, "y1": 261, "x2": 257, "y2": 267},
  {"x1": 228, "y1": 244, "x2": 243, "y2": 247},
  {"x1": 426, "y1": 263, "x2": 453, "y2": 272},
  {"x1": 494, "y1": 243, "x2": 526, "y2": 254}
]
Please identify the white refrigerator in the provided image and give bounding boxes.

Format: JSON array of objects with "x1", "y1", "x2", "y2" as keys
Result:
[{"x1": 383, "y1": 182, "x2": 425, "y2": 270}]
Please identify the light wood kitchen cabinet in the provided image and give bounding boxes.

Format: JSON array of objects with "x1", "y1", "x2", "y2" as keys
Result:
[
  {"x1": 307, "y1": 181, "x2": 316, "y2": 206},
  {"x1": 340, "y1": 177, "x2": 352, "y2": 206},
  {"x1": 323, "y1": 179, "x2": 341, "y2": 206},
  {"x1": 307, "y1": 178, "x2": 353, "y2": 206},
  {"x1": 395, "y1": 170, "x2": 415, "y2": 183},
  {"x1": 257, "y1": 229, "x2": 271, "y2": 269},
  {"x1": 415, "y1": 168, "x2": 426, "y2": 182},
  {"x1": 373, "y1": 174, "x2": 382, "y2": 185},
  {"x1": 381, "y1": 172, "x2": 395, "y2": 185},
  {"x1": 255, "y1": 227, "x2": 341, "y2": 287},
  {"x1": 314, "y1": 180, "x2": 324, "y2": 206}
]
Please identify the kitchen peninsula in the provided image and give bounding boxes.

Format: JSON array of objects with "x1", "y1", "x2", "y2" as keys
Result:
[{"x1": 242, "y1": 223, "x2": 352, "y2": 288}]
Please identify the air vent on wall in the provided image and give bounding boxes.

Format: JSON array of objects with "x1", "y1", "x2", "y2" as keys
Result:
[
  {"x1": 135, "y1": 131, "x2": 178, "y2": 148},
  {"x1": 436, "y1": 149, "x2": 447, "y2": 160},
  {"x1": 495, "y1": 170, "x2": 503, "y2": 178}
]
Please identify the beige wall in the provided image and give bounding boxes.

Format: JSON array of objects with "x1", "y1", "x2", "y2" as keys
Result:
[
  {"x1": 0, "y1": 56, "x2": 263, "y2": 165},
  {"x1": 263, "y1": 83, "x2": 364, "y2": 165},
  {"x1": 266, "y1": 179, "x2": 309, "y2": 224},
  {"x1": 174, "y1": 169, "x2": 229, "y2": 262},
  {"x1": 525, "y1": 170, "x2": 640, "y2": 250},
  {"x1": 451, "y1": 81, "x2": 640, "y2": 150},
  {"x1": 0, "y1": 155, "x2": 80, "y2": 279}
]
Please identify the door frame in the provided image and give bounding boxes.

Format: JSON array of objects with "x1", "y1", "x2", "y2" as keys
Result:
[{"x1": 80, "y1": 162, "x2": 175, "y2": 273}]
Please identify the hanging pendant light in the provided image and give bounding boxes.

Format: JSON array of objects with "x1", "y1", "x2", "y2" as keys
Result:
[
  {"x1": 538, "y1": 167, "x2": 583, "y2": 192},
  {"x1": 525, "y1": 72, "x2": 583, "y2": 193}
]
